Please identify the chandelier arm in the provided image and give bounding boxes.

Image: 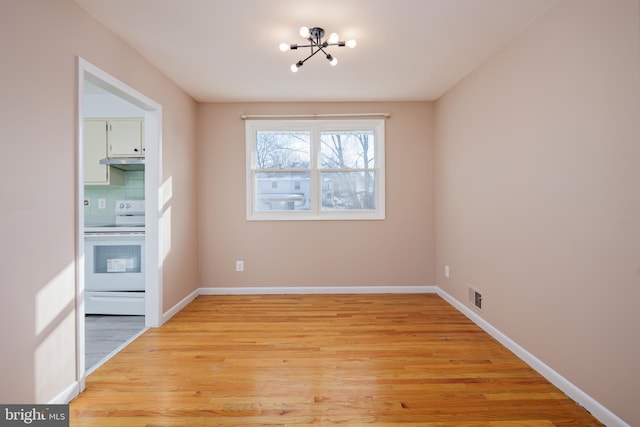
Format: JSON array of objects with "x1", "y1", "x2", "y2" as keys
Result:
[
  {"x1": 295, "y1": 42, "x2": 344, "y2": 49},
  {"x1": 311, "y1": 37, "x2": 341, "y2": 56},
  {"x1": 316, "y1": 45, "x2": 331, "y2": 56},
  {"x1": 299, "y1": 47, "x2": 323, "y2": 65},
  {"x1": 307, "y1": 38, "x2": 321, "y2": 51}
]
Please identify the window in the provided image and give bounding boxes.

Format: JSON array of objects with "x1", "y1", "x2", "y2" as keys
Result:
[{"x1": 246, "y1": 119, "x2": 385, "y2": 220}]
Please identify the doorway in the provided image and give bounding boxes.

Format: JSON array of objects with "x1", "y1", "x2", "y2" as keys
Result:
[{"x1": 76, "y1": 58, "x2": 163, "y2": 381}]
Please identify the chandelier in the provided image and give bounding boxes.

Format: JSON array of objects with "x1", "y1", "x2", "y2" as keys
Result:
[{"x1": 279, "y1": 26, "x2": 357, "y2": 72}]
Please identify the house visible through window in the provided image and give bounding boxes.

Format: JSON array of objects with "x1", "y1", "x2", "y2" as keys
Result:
[{"x1": 245, "y1": 119, "x2": 385, "y2": 220}]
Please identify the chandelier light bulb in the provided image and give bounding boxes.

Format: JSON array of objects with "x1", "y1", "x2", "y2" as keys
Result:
[
  {"x1": 279, "y1": 42, "x2": 290, "y2": 52},
  {"x1": 327, "y1": 54, "x2": 338, "y2": 66},
  {"x1": 291, "y1": 62, "x2": 302, "y2": 73},
  {"x1": 299, "y1": 26, "x2": 310, "y2": 38},
  {"x1": 328, "y1": 32, "x2": 339, "y2": 44},
  {"x1": 346, "y1": 39, "x2": 357, "y2": 48}
]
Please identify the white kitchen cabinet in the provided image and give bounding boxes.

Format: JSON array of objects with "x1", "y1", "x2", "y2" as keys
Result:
[
  {"x1": 107, "y1": 119, "x2": 144, "y2": 157},
  {"x1": 84, "y1": 119, "x2": 125, "y2": 185}
]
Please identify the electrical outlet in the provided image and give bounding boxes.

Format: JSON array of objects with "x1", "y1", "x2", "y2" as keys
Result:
[
  {"x1": 444, "y1": 265, "x2": 450, "y2": 278},
  {"x1": 235, "y1": 260, "x2": 244, "y2": 272},
  {"x1": 98, "y1": 198, "x2": 106, "y2": 209}
]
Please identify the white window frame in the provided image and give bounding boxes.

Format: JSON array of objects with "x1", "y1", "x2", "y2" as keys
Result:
[{"x1": 246, "y1": 119, "x2": 385, "y2": 221}]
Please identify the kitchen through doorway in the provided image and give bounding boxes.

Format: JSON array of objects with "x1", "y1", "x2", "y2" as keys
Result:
[{"x1": 77, "y1": 58, "x2": 163, "y2": 378}]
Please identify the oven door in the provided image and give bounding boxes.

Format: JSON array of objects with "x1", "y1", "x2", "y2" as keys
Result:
[{"x1": 85, "y1": 234, "x2": 145, "y2": 291}]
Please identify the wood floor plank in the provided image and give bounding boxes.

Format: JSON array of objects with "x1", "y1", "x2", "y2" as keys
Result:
[{"x1": 70, "y1": 294, "x2": 603, "y2": 426}]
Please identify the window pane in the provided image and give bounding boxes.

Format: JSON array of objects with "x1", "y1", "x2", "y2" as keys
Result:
[
  {"x1": 320, "y1": 130, "x2": 375, "y2": 169},
  {"x1": 321, "y1": 171, "x2": 376, "y2": 210},
  {"x1": 256, "y1": 131, "x2": 310, "y2": 169},
  {"x1": 256, "y1": 172, "x2": 310, "y2": 211}
]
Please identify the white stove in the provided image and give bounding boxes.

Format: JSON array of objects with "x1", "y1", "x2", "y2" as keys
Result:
[
  {"x1": 84, "y1": 226, "x2": 144, "y2": 234},
  {"x1": 115, "y1": 199, "x2": 145, "y2": 225},
  {"x1": 85, "y1": 200, "x2": 145, "y2": 234},
  {"x1": 85, "y1": 200, "x2": 146, "y2": 315}
]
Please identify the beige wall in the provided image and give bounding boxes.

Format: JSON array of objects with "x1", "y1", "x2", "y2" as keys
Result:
[
  {"x1": 197, "y1": 102, "x2": 435, "y2": 288},
  {"x1": 435, "y1": 0, "x2": 640, "y2": 425},
  {"x1": 0, "y1": 0, "x2": 198, "y2": 403}
]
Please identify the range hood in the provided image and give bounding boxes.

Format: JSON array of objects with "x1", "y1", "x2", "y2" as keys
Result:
[{"x1": 100, "y1": 157, "x2": 145, "y2": 171}]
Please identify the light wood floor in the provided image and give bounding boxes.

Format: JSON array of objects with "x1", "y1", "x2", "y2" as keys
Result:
[{"x1": 70, "y1": 294, "x2": 603, "y2": 426}]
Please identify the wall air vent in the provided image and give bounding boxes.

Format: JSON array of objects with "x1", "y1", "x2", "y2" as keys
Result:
[{"x1": 468, "y1": 286, "x2": 483, "y2": 311}]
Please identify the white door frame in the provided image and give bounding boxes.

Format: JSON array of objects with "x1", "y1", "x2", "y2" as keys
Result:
[{"x1": 76, "y1": 58, "x2": 163, "y2": 388}]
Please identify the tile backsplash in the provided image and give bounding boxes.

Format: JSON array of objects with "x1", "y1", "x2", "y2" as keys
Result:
[{"x1": 85, "y1": 170, "x2": 144, "y2": 217}]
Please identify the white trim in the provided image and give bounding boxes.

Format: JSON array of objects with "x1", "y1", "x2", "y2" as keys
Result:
[
  {"x1": 199, "y1": 286, "x2": 437, "y2": 295},
  {"x1": 48, "y1": 382, "x2": 81, "y2": 405},
  {"x1": 144, "y1": 106, "x2": 163, "y2": 328},
  {"x1": 245, "y1": 119, "x2": 386, "y2": 221},
  {"x1": 241, "y1": 113, "x2": 390, "y2": 120},
  {"x1": 436, "y1": 288, "x2": 630, "y2": 427},
  {"x1": 75, "y1": 59, "x2": 87, "y2": 394},
  {"x1": 162, "y1": 288, "x2": 200, "y2": 324}
]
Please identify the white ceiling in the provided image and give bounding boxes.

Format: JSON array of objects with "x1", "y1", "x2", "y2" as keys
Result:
[{"x1": 75, "y1": 0, "x2": 556, "y2": 102}]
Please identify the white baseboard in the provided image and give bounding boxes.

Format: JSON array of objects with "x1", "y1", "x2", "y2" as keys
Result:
[
  {"x1": 49, "y1": 381, "x2": 80, "y2": 404},
  {"x1": 162, "y1": 288, "x2": 199, "y2": 324},
  {"x1": 436, "y1": 288, "x2": 629, "y2": 427},
  {"x1": 199, "y1": 285, "x2": 437, "y2": 295}
]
